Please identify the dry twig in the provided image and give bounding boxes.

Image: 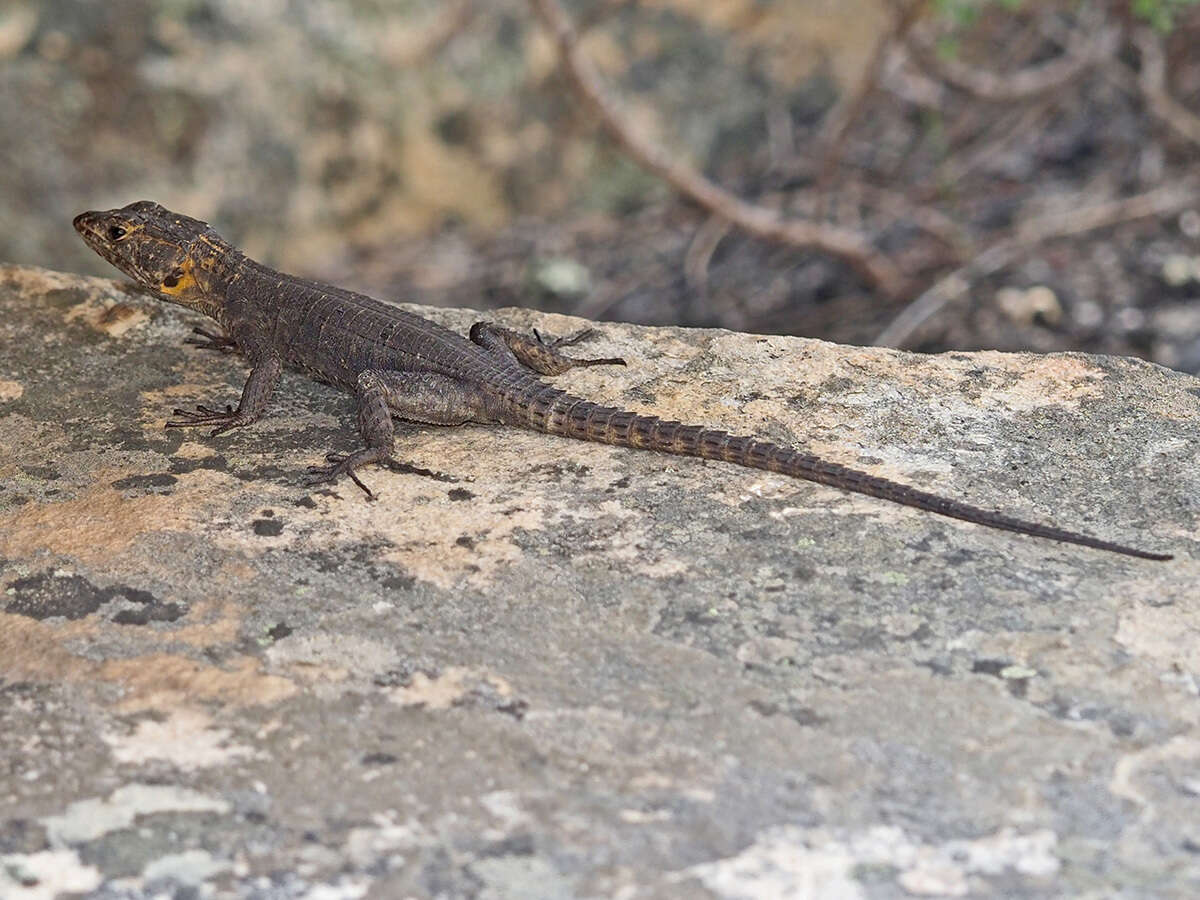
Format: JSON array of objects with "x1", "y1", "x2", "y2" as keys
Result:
[
  {"x1": 525, "y1": 0, "x2": 909, "y2": 297},
  {"x1": 874, "y1": 180, "x2": 1200, "y2": 348},
  {"x1": 1132, "y1": 28, "x2": 1200, "y2": 148},
  {"x1": 903, "y1": 21, "x2": 1119, "y2": 103},
  {"x1": 818, "y1": 0, "x2": 925, "y2": 182},
  {"x1": 683, "y1": 214, "x2": 732, "y2": 296}
]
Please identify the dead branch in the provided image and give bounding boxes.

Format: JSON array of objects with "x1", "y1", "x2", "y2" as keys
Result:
[
  {"x1": 854, "y1": 185, "x2": 973, "y2": 257},
  {"x1": 1132, "y1": 28, "x2": 1200, "y2": 149},
  {"x1": 878, "y1": 44, "x2": 947, "y2": 111},
  {"x1": 818, "y1": 0, "x2": 926, "y2": 182},
  {"x1": 874, "y1": 180, "x2": 1200, "y2": 348},
  {"x1": 930, "y1": 100, "x2": 1057, "y2": 193},
  {"x1": 683, "y1": 214, "x2": 732, "y2": 296},
  {"x1": 916, "y1": 18, "x2": 1057, "y2": 187},
  {"x1": 903, "y1": 21, "x2": 1118, "y2": 103},
  {"x1": 525, "y1": 0, "x2": 909, "y2": 297}
]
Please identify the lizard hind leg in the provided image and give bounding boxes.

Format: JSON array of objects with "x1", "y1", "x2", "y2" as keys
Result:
[
  {"x1": 305, "y1": 370, "x2": 397, "y2": 497},
  {"x1": 305, "y1": 371, "x2": 498, "y2": 496},
  {"x1": 469, "y1": 322, "x2": 625, "y2": 376}
]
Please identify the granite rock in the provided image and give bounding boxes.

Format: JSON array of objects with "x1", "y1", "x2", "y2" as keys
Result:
[{"x1": 1, "y1": 264, "x2": 1198, "y2": 898}]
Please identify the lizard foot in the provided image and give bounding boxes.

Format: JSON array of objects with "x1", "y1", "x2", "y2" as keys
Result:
[
  {"x1": 183, "y1": 327, "x2": 238, "y2": 353},
  {"x1": 305, "y1": 451, "x2": 389, "y2": 497},
  {"x1": 166, "y1": 404, "x2": 252, "y2": 437},
  {"x1": 534, "y1": 327, "x2": 626, "y2": 368},
  {"x1": 535, "y1": 327, "x2": 594, "y2": 349}
]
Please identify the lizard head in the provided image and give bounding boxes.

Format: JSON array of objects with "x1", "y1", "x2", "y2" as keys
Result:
[{"x1": 73, "y1": 201, "x2": 226, "y2": 312}]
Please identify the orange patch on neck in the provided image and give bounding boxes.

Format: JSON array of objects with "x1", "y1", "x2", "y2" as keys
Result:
[{"x1": 160, "y1": 259, "x2": 199, "y2": 296}]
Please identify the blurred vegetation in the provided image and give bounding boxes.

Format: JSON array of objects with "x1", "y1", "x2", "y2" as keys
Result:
[
  {"x1": 3, "y1": 0, "x2": 1200, "y2": 369},
  {"x1": 1132, "y1": 0, "x2": 1200, "y2": 30},
  {"x1": 935, "y1": 0, "x2": 1199, "y2": 31}
]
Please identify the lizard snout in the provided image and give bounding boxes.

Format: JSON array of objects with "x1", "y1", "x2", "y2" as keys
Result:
[{"x1": 73, "y1": 210, "x2": 103, "y2": 239}]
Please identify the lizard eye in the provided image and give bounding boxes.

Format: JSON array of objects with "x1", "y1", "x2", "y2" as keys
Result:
[{"x1": 108, "y1": 224, "x2": 127, "y2": 241}]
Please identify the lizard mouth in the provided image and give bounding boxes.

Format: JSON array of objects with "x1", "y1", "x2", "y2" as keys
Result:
[
  {"x1": 72, "y1": 210, "x2": 111, "y2": 255},
  {"x1": 72, "y1": 210, "x2": 110, "y2": 241},
  {"x1": 72, "y1": 210, "x2": 100, "y2": 246}
]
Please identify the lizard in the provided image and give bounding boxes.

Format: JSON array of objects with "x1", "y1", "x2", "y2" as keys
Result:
[{"x1": 73, "y1": 201, "x2": 1171, "y2": 561}]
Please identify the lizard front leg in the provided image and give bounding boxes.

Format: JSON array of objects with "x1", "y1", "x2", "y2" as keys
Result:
[
  {"x1": 166, "y1": 354, "x2": 282, "y2": 437},
  {"x1": 306, "y1": 371, "x2": 498, "y2": 496},
  {"x1": 469, "y1": 322, "x2": 625, "y2": 375}
]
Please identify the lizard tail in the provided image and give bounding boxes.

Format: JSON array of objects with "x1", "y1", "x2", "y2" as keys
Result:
[{"x1": 504, "y1": 386, "x2": 1171, "y2": 561}]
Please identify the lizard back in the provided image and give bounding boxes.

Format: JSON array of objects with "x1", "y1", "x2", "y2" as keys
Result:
[{"x1": 228, "y1": 257, "x2": 508, "y2": 390}]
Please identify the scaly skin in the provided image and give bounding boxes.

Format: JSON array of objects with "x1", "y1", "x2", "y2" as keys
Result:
[{"x1": 73, "y1": 201, "x2": 1172, "y2": 561}]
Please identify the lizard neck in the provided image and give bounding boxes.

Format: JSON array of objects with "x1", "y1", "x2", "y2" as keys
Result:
[
  {"x1": 178, "y1": 238, "x2": 247, "y2": 326},
  {"x1": 148, "y1": 232, "x2": 246, "y2": 326}
]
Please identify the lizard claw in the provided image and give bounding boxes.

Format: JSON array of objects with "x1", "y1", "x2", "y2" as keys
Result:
[
  {"x1": 168, "y1": 404, "x2": 234, "y2": 420},
  {"x1": 533, "y1": 327, "x2": 626, "y2": 369},
  {"x1": 305, "y1": 452, "x2": 377, "y2": 497},
  {"x1": 545, "y1": 328, "x2": 625, "y2": 366},
  {"x1": 166, "y1": 403, "x2": 247, "y2": 437},
  {"x1": 537, "y1": 327, "x2": 595, "y2": 349},
  {"x1": 184, "y1": 327, "x2": 238, "y2": 353}
]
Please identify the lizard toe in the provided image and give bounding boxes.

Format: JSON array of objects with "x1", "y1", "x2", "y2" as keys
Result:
[
  {"x1": 304, "y1": 451, "x2": 380, "y2": 498},
  {"x1": 547, "y1": 327, "x2": 596, "y2": 348}
]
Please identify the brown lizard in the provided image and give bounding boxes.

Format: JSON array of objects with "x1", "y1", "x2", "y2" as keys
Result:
[{"x1": 74, "y1": 201, "x2": 1171, "y2": 561}]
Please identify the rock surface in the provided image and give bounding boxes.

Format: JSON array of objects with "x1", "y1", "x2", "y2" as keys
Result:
[{"x1": 1, "y1": 264, "x2": 1198, "y2": 898}]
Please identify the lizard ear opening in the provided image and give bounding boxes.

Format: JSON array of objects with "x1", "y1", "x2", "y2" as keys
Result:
[{"x1": 162, "y1": 268, "x2": 184, "y2": 289}]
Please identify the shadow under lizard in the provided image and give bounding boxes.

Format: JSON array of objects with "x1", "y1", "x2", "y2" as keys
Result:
[{"x1": 73, "y1": 201, "x2": 1172, "y2": 561}]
